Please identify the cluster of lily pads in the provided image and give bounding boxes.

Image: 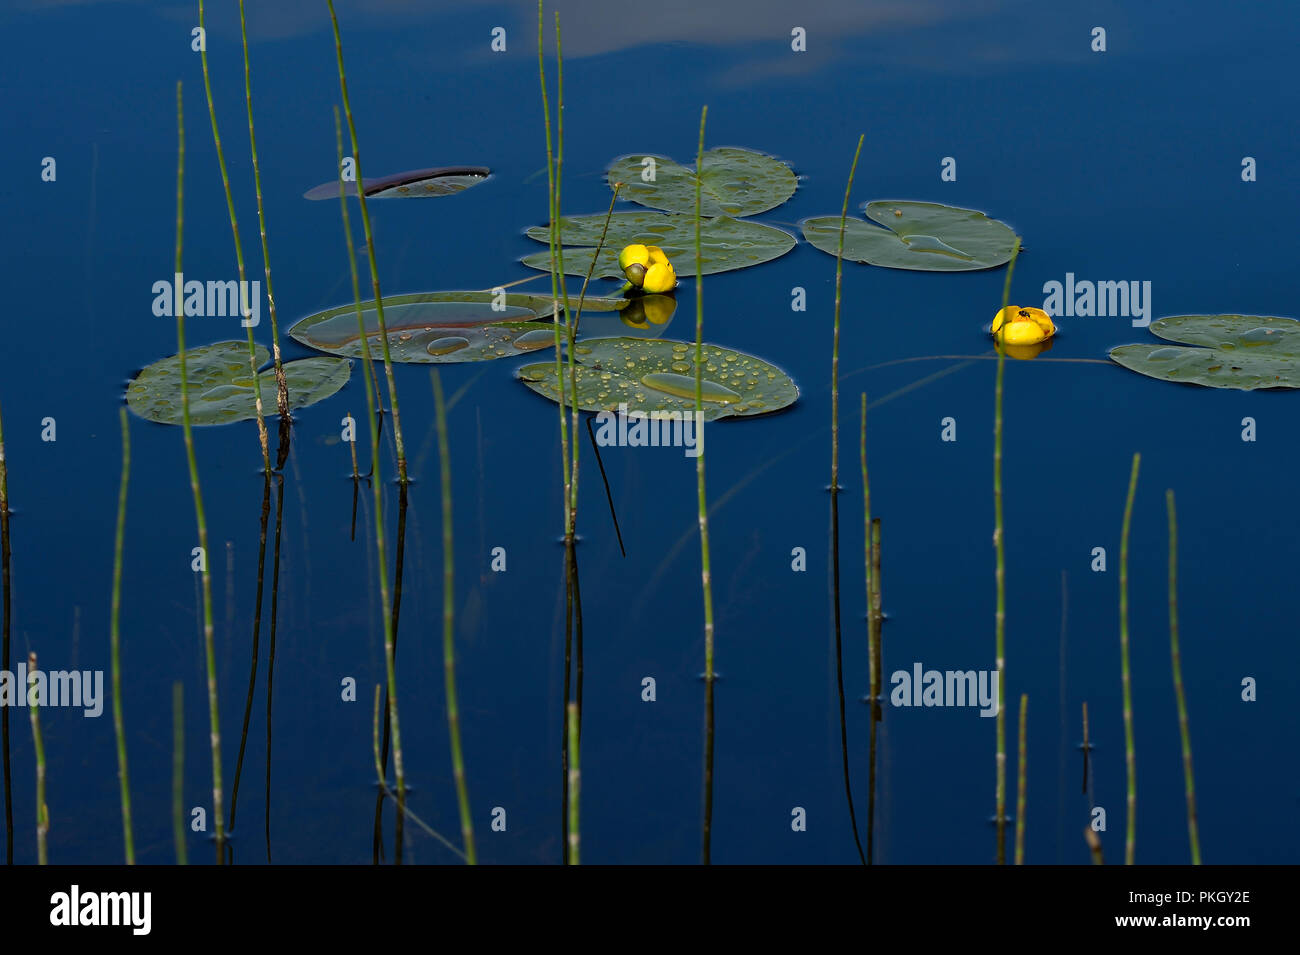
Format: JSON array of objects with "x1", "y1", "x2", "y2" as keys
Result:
[{"x1": 126, "y1": 146, "x2": 1298, "y2": 426}]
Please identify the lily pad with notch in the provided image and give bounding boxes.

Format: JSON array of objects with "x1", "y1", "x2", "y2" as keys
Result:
[
  {"x1": 522, "y1": 211, "x2": 796, "y2": 279},
  {"x1": 606, "y1": 147, "x2": 797, "y2": 217},
  {"x1": 1109, "y1": 314, "x2": 1300, "y2": 390},
  {"x1": 516, "y1": 338, "x2": 798, "y2": 421},
  {"x1": 288, "y1": 291, "x2": 626, "y2": 364},
  {"x1": 126, "y1": 342, "x2": 351, "y2": 425},
  {"x1": 303, "y1": 165, "x2": 490, "y2": 200},
  {"x1": 802, "y1": 201, "x2": 1019, "y2": 271}
]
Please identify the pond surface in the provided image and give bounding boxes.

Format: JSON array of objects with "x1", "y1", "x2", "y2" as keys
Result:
[{"x1": 1, "y1": 0, "x2": 1296, "y2": 864}]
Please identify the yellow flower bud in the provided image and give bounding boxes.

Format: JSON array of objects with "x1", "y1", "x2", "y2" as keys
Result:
[
  {"x1": 618, "y1": 244, "x2": 651, "y2": 271},
  {"x1": 642, "y1": 260, "x2": 678, "y2": 293},
  {"x1": 992, "y1": 306, "x2": 1055, "y2": 345}
]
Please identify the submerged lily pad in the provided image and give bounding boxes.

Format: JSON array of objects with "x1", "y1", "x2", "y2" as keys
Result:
[
  {"x1": 287, "y1": 292, "x2": 625, "y2": 363},
  {"x1": 303, "y1": 166, "x2": 490, "y2": 200},
  {"x1": 127, "y1": 342, "x2": 351, "y2": 425},
  {"x1": 606, "y1": 147, "x2": 797, "y2": 217},
  {"x1": 802, "y1": 201, "x2": 1018, "y2": 271},
  {"x1": 1110, "y1": 314, "x2": 1300, "y2": 390},
  {"x1": 516, "y1": 338, "x2": 798, "y2": 421},
  {"x1": 523, "y1": 211, "x2": 796, "y2": 278}
]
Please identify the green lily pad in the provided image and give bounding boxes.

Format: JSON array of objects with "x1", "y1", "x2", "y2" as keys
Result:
[
  {"x1": 606, "y1": 147, "x2": 797, "y2": 217},
  {"x1": 127, "y1": 342, "x2": 351, "y2": 425},
  {"x1": 802, "y1": 201, "x2": 1019, "y2": 271},
  {"x1": 516, "y1": 338, "x2": 798, "y2": 422},
  {"x1": 303, "y1": 166, "x2": 490, "y2": 200},
  {"x1": 288, "y1": 291, "x2": 628, "y2": 363},
  {"x1": 1110, "y1": 314, "x2": 1300, "y2": 390},
  {"x1": 523, "y1": 211, "x2": 796, "y2": 279}
]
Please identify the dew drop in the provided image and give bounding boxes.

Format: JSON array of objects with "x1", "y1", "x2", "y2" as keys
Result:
[
  {"x1": 641, "y1": 372, "x2": 742, "y2": 403},
  {"x1": 427, "y1": 336, "x2": 471, "y2": 356}
]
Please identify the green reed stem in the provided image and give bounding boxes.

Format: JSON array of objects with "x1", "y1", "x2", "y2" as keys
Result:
[
  {"x1": 830, "y1": 134, "x2": 864, "y2": 492},
  {"x1": 370, "y1": 685, "x2": 467, "y2": 861},
  {"x1": 993, "y1": 236, "x2": 1021, "y2": 864},
  {"x1": 335, "y1": 107, "x2": 405, "y2": 859},
  {"x1": 694, "y1": 105, "x2": 717, "y2": 866},
  {"x1": 239, "y1": 0, "x2": 288, "y2": 417},
  {"x1": 573, "y1": 184, "x2": 621, "y2": 338},
  {"x1": 173, "y1": 681, "x2": 187, "y2": 864},
  {"x1": 1119, "y1": 452, "x2": 1140, "y2": 865},
  {"x1": 553, "y1": 13, "x2": 581, "y2": 537},
  {"x1": 29, "y1": 652, "x2": 47, "y2": 864},
  {"x1": 198, "y1": 0, "x2": 270, "y2": 474},
  {"x1": 327, "y1": 0, "x2": 408, "y2": 484},
  {"x1": 432, "y1": 371, "x2": 476, "y2": 865},
  {"x1": 567, "y1": 700, "x2": 580, "y2": 864},
  {"x1": 110, "y1": 406, "x2": 134, "y2": 864},
  {"x1": 538, "y1": 0, "x2": 572, "y2": 537},
  {"x1": 1165, "y1": 489, "x2": 1201, "y2": 864},
  {"x1": 1015, "y1": 693, "x2": 1028, "y2": 864},
  {"x1": 1085, "y1": 826, "x2": 1104, "y2": 865},
  {"x1": 176, "y1": 81, "x2": 225, "y2": 864}
]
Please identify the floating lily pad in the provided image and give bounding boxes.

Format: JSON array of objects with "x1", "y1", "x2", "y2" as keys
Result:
[
  {"x1": 523, "y1": 211, "x2": 796, "y2": 279},
  {"x1": 516, "y1": 338, "x2": 798, "y2": 421},
  {"x1": 1110, "y1": 314, "x2": 1300, "y2": 390},
  {"x1": 802, "y1": 201, "x2": 1018, "y2": 271},
  {"x1": 606, "y1": 147, "x2": 797, "y2": 217},
  {"x1": 303, "y1": 166, "x2": 490, "y2": 200},
  {"x1": 287, "y1": 292, "x2": 625, "y2": 363},
  {"x1": 127, "y1": 342, "x2": 351, "y2": 425}
]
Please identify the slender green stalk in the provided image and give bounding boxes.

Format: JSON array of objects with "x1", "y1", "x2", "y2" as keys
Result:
[
  {"x1": 867, "y1": 516, "x2": 882, "y2": 864},
  {"x1": 992, "y1": 236, "x2": 1022, "y2": 864},
  {"x1": 567, "y1": 700, "x2": 580, "y2": 864},
  {"x1": 29, "y1": 652, "x2": 47, "y2": 865},
  {"x1": 369, "y1": 686, "x2": 467, "y2": 861},
  {"x1": 861, "y1": 393, "x2": 871, "y2": 642},
  {"x1": 1165, "y1": 489, "x2": 1200, "y2": 864},
  {"x1": 553, "y1": 13, "x2": 582, "y2": 536},
  {"x1": 573, "y1": 184, "x2": 621, "y2": 336},
  {"x1": 327, "y1": 0, "x2": 408, "y2": 484},
  {"x1": 694, "y1": 105, "x2": 717, "y2": 866},
  {"x1": 537, "y1": 0, "x2": 572, "y2": 537},
  {"x1": 198, "y1": 0, "x2": 271, "y2": 474},
  {"x1": 432, "y1": 371, "x2": 476, "y2": 865},
  {"x1": 239, "y1": 0, "x2": 288, "y2": 417},
  {"x1": 830, "y1": 135, "x2": 864, "y2": 491},
  {"x1": 1015, "y1": 693, "x2": 1028, "y2": 864},
  {"x1": 1119, "y1": 452, "x2": 1140, "y2": 865},
  {"x1": 110, "y1": 406, "x2": 134, "y2": 863},
  {"x1": 172, "y1": 681, "x2": 187, "y2": 864},
  {"x1": 336, "y1": 108, "x2": 406, "y2": 860},
  {"x1": 175, "y1": 81, "x2": 225, "y2": 864}
]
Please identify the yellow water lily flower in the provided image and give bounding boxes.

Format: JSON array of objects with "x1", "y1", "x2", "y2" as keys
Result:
[
  {"x1": 992, "y1": 306, "x2": 1055, "y2": 345},
  {"x1": 619, "y1": 243, "x2": 679, "y2": 293}
]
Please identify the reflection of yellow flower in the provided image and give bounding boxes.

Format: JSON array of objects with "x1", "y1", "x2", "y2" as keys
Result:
[
  {"x1": 992, "y1": 306, "x2": 1055, "y2": 345},
  {"x1": 620, "y1": 294, "x2": 676, "y2": 329},
  {"x1": 619, "y1": 243, "x2": 678, "y2": 293}
]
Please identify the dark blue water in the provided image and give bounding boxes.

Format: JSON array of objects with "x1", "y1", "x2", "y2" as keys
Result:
[{"x1": 1, "y1": 0, "x2": 1296, "y2": 864}]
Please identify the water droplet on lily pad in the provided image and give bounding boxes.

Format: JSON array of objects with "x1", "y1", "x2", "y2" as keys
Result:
[
  {"x1": 427, "y1": 336, "x2": 471, "y2": 356},
  {"x1": 641, "y1": 372, "x2": 742, "y2": 403}
]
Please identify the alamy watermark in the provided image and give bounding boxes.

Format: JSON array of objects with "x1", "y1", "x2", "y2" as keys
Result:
[
  {"x1": 0, "y1": 661, "x2": 103, "y2": 717},
  {"x1": 591, "y1": 403, "x2": 704, "y2": 458},
  {"x1": 1042, "y1": 273, "x2": 1152, "y2": 327},
  {"x1": 152, "y1": 271, "x2": 261, "y2": 327},
  {"x1": 890, "y1": 662, "x2": 999, "y2": 717}
]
